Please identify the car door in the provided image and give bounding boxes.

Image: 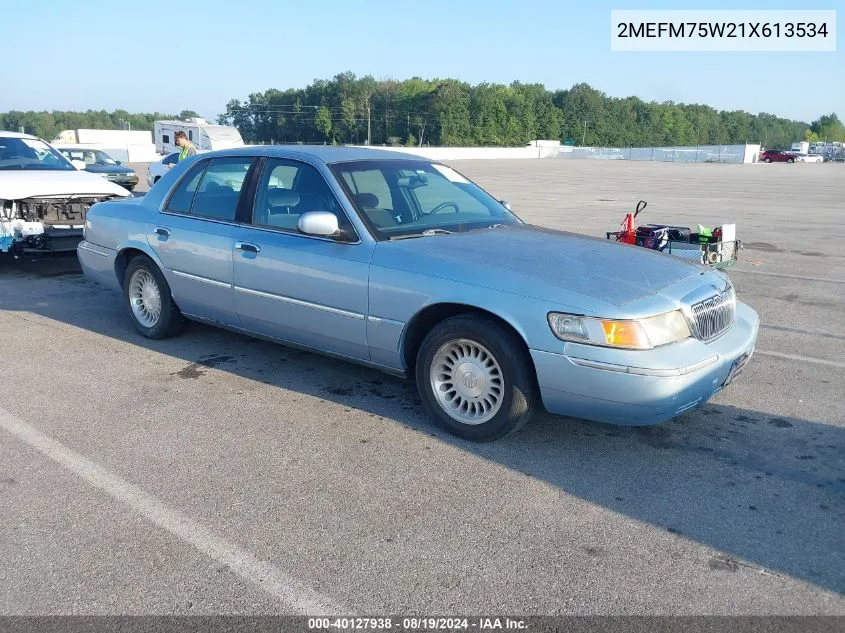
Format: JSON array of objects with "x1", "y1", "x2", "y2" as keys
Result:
[
  {"x1": 232, "y1": 157, "x2": 374, "y2": 361},
  {"x1": 148, "y1": 156, "x2": 256, "y2": 326}
]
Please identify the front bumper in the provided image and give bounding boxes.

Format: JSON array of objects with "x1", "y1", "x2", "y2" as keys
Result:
[
  {"x1": 1, "y1": 227, "x2": 85, "y2": 254},
  {"x1": 531, "y1": 301, "x2": 760, "y2": 425},
  {"x1": 108, "y1": 177, "x2": 138, "y2": 191}
]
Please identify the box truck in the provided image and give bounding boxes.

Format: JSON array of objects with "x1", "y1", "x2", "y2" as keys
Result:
[{"x1": 53, "y1": 129, "x2": 153, "y2": 145}]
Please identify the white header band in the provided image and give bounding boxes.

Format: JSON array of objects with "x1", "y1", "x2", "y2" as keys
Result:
[{"x1": 611, "y1": 10, "x2": 836, "y2": 52}]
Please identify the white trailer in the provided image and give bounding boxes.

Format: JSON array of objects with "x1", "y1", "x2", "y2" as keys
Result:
[
  {"x1": 791, "y1": 141, "x2": 809, "y2": 154},
  {"x1": 153, "y1": 118, "x2": 244, "y2": 154}
]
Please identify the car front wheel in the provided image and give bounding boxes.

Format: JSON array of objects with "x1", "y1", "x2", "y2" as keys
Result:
[
  {"x1": 123, "y1": 255, "x2": 184, "y2": 339},
  {"x1": 787, "y1": 158, "x2": 794, "y2": 164},
  {"x1": 415, "y1": 315, "x2": 537, "y2": 441}
]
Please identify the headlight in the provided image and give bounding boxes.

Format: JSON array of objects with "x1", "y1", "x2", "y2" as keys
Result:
[
  {"x1": 126, "y1": 171, "x2": 136, "y2": 177},
  {"x1": 547, "y1": 310, "x2": 691, "y2": 350}
]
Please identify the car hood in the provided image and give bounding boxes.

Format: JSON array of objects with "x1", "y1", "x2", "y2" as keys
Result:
[
  {"x1": 84, "y1": 164, "x2": 135, "y2": 175},
  {"x1": 0, "y1": 170, "x2": 130, "y2": 199},
  {"x1": 374, "y1": 224, "x2": 706, "y2": 308}
]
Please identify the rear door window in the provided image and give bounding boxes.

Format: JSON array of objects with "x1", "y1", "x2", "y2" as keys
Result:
[
  {"x1": 190, "y1": 158, "x2": 253, "y2": 221},
  {"x1": 165, "y1": 162, "x2": 206, "y2": 213}
]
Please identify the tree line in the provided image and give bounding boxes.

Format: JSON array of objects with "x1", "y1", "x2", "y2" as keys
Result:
[
  {"x1": 0, "y1": 110, "x2": 199, "y2": 141},
  {"x1": 216, "y1": 74, "x2": 841, "y2": 148},
  {"x1": 3, "y1": 73, "x2": 843, "y2": 149}
]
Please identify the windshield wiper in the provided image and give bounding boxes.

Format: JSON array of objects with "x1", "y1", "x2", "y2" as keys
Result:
[{"x1": 390, "y1": 228, "x2": 453, "y2": 240}]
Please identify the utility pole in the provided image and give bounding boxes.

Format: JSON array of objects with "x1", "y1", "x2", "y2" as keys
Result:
[
  {"x1": 367, "y1": 102, "x2": 371, "y2": 146},
  {"x1": 582, "y1": 120, "x2": 587, "y2": 146}
]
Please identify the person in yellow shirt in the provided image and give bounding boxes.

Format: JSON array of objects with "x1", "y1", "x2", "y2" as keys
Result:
[{"x1": 175, "y1": 131, "x2": 197, "y2": 162}]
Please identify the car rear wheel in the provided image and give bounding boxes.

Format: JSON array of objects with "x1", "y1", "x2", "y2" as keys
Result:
[
  {"x1": 764, "y1": 158, "x2": 772, "y2": 163},
  {"x1": 123, "y1": 255, "x2": 184, "y2": 339},
  {"x1": 415, "y1": 315, "x2": 537, "y2": 441}
]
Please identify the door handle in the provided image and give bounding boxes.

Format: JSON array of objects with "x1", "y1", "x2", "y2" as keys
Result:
[
  {"x1": 154, "y1": 227, "x2": 171, "y2": 237},
  {"x1": 235, "y1": 241, "x2": 260, "y2": 254}
]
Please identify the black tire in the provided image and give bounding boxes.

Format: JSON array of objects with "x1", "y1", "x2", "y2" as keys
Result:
[
  {"x1": 415, "y1": 314, "x2": 537, "y2": 441},
  {"x1": 787, "y1": 158, "x2": 794, "y2": 164},
  {"x1": 764, "y1": 158, "x2": 772, "y2": 163},
  {"x1": 122, "y1": 254, "x2": 184, "y2": 339}
]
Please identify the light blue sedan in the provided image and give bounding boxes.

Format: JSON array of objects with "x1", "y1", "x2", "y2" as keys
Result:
[{"x1": 77, "y1": 146, "x2": 759, "y2": 441}]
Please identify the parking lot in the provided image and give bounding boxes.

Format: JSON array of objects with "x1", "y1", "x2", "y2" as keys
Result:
[{"x1": 0, "y1": 160, "x2": 843, "y2": 615}]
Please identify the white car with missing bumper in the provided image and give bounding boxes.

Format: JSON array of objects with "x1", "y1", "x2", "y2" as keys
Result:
[{"x1": 1, "y1": 131, "x2": 129, "y2": 256}]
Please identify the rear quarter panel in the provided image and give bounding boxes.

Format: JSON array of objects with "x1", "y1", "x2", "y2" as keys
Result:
[{"x1": 83, "y1": 197, "x2": 161, "y2": 288}]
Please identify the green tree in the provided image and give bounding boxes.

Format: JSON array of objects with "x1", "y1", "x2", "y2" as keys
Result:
[
  {"x1": 314, "y1": 105, "x2": 333, "y2": 142},
  {"x1": 810, "y1": 113, "x2": 845, "y2": 141}
]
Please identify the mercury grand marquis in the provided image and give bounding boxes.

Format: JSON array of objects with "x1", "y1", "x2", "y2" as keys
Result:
[{"x1": 77, "y1": 146, "x2": 759, "y2": 441}]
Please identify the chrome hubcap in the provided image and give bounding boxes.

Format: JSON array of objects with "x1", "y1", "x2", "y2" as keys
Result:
[
  {"x1": 430, "y1": 339, "x2": 504, "y2": 425},
  {"x1": 128, "y1": 269, "x2": 162, "y2": 328}
]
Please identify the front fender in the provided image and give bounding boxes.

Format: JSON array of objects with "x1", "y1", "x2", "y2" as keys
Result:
[{"x1": 368, "y1": 266, "x2": 559, "y2": 371}]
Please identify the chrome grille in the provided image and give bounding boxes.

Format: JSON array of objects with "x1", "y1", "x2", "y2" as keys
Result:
[{"x1": 690, "y1": 285, "x2": 736, "y2": 341}]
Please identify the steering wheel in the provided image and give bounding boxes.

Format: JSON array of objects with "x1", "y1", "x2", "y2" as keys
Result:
[{"x1": 429, "y1": 201, "x2": 460, "y2": 214}]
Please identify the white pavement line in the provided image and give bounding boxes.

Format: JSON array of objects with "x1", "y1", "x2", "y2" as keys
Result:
[
  {"x1": 0, "y1": 406, "x2": 344, "y2": 615},
  {"x1": 756, "y1": 350, "x2": 845, "y2": 369},
  {"x1": 730, "y1": 269, "x2": 845, "y2": 285}
]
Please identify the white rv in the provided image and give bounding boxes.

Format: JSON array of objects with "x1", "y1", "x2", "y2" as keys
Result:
[{"x1": 153, "y1": 118, "x2": 244, "y2": 154}]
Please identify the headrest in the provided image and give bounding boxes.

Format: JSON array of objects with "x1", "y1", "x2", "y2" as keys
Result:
[
  {"x1": 266, "y1": 188, "x2": 301, "y2": 207},
  {"x1": 354, "y1": 192, "x2": 379, "y2": 208}
]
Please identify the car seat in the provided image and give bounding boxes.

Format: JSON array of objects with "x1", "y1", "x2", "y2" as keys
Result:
[
  {"x1": 354, "y1": 192, "x2": 396, "y2": 228},
  {"x1": 260, "y1": 188, "x2": 301, "y2": 230}
]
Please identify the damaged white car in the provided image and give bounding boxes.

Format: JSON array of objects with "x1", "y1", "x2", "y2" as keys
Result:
[{"x1": 1, "y1": 131, "x2": 130, "y2": 256}]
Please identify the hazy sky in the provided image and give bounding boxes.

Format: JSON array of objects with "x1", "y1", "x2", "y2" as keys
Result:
[{"x1": 3, "y1": 0, "x2": 841, "y2": 123}]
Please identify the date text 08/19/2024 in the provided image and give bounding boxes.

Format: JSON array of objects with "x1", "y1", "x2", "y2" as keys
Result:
[{"x1": 307, "y1": 617, "x2": 528, "y2": 630}]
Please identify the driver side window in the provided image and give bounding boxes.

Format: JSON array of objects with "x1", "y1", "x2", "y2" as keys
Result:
[{"x1": 251, "y1": 159, "x2": 355, "y2": 239}]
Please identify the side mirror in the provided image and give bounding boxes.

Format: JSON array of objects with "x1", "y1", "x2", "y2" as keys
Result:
[
  {"x1": 499, "y1": 200, "x2": 512, "y2": 211},
  {"x1": 71, "y1": 159, "x2": 87, "y2": 171},
  {"x1": 116, "y1": 160, "x2": 122, "y2": 165},
  {"x1": 298, "y1": 211, "x2": 340, "y2": 237}
]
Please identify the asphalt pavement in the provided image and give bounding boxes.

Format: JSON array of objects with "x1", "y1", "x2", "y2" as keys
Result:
[{"x1": 1, "y1": 159, "x2": 843, "y2": 615}]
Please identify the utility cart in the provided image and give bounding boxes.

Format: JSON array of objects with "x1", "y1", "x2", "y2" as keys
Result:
[{"x1": 606, "y1": 200, "x2": 743, "y2": 269}]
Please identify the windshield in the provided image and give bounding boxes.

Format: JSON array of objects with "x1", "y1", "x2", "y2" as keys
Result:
[
  {"x1": 0, "y1": 137, "x2": 75, "y2": 171},
  {"x1": 331, "y1": 160, "x2": 521, "y2": 239},
  {"x1": 60, "y1": 148, "x2": 119, "y2": 166}
]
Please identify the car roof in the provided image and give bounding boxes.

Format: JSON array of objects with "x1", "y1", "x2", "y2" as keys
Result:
[
  {"x1": 53, "y1": 144, "x2": 103, "y2": 150},
  {"x1": 198, "y1": 145, "x2": 428, "y2": 165},
  {"x1": 0, "y1": 130, "x2": 41, "y2": 140}
]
